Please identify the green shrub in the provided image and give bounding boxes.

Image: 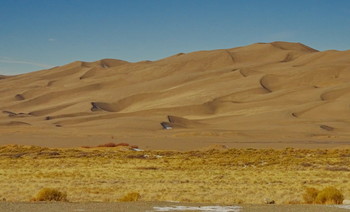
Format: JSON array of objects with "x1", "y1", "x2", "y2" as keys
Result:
[
  {"x1": 34, "y1": 188, "x2": 67, "y2": 201},
  {"x1": 315, "y1": 187, "x2": 344, "y2": 204},
  {"x1": 118, "y1": 192, "x2": 141, "y2": 202}
]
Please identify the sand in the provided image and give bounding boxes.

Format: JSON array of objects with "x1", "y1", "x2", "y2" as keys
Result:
[
  {"x1": 1, "y1": 41, "x2": 350, "y2": 150},
  {"x1": 0, "y1": 202, "x2": 347, "y2": 212}
]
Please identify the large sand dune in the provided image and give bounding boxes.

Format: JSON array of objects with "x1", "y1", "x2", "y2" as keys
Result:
[{"x1": 1, "y1": 42, "x2": 350, "y2": 150}]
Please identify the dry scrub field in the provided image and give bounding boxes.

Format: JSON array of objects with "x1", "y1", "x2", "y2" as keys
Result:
[{"x1": 0, "y1": 145, "x2": 349, "y2": 204}]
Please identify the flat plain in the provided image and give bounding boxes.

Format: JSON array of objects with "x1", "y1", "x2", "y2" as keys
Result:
[
  {"x1": 0, "y1": 145, "x2": 349, "y2": 204},
  {"x1": 0, "y1": 202, "x2": 349, "y2": 212}
]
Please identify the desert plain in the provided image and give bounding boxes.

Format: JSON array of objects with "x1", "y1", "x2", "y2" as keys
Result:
[{"x1": 0, "y1": 144, "x2": 350, "y2": 205}]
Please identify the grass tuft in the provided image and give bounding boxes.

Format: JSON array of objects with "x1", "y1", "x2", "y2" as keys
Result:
[
  {"x1": 118, "y1": 192, "x2": 141, "y2": 202},
  {"x1": 33, "y1": 188, "x2": 67, "y2": 202},
  {"x1": 303, "y1": 187, "x2": 319, "y2": 204},
  {"x1": 315, "y1": 186, "x2": 344, "y2": 204},
  {"x1": 303, "y1": 186, "x2": 344, "y2": 204}
]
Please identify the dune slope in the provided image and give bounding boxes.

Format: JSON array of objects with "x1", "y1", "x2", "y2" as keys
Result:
[{"x1": 1, "y1": 42, "x2": 350, "y2": 149}]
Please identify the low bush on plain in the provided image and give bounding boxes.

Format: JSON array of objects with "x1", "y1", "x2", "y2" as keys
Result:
[
  {"x1": 33, "y1": 188, "x2": 67, "y2": 201},
  {"x1": 118, "y1": 192, "x2": 141, "y2": 202},
  {"x1": 315, "y1": 187, "x2": 344, "y2": 204},
  {"x1": 303, "y1": 186, "x2": 343, "y2": 204},
  {"x1": 97, "y1": 142, "x2": 119, "y2": 147},
  {"x1": 303, "y1": 187, "x2": 319, "y2": 204}
]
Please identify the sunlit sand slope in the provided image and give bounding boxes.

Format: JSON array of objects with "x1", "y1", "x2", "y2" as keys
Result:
[{"x1": 1, "y1": 42, "x2": 350, "y2": 149}]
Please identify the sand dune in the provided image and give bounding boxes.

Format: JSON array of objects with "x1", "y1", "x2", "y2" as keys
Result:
[
  {"x1": 0, "y1": 121, "x2": 31, "y2": 126},
  {"x1": 1, "y1": 42, "x2": 350, "y2": 150},
  {"x1": 0, "y1": 75, "x2": 9, "y2": 80}
]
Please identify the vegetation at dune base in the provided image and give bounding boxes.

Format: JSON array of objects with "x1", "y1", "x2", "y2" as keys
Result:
[
  {"x1": 303, "y1": 186, "x2": 344, "y2": 204},
  {"x1": 0, "y1": 145, "x2": 349, "y2": 204},
  {"x1": 303, "y1": 187, "x2": 319, "y2": 204},
  {"x1": 33, "y1": 188, "x2": 67, "y2": 202},
  {"x1": 118, "y1": 192, "x2": 141, "y2": 202}
]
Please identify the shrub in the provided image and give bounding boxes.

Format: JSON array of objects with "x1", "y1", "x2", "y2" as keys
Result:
[
  {"x1": 315, "y1": 187, "x2": 344, "y2": 204},
  {"x1": 130, "y1": 145, "x2": 139, "y2": 149},
  {"x1": 116, "y1": 143, "x2": 130, "y2": 147},
  {"x1": 97, "y1": 142, "x2": 117, "y2": 147},
  {"x1": 97, "y1": 142, "x2": 130, "y2": 148},
  {"x1": 303, "y1": 187, "x2": 319, "y2": 204},
  {"x1": 118, "y1": 192, "x2": 141, "y2": 202},
  {"x1": 34, "y1": 188, "x2": 67, "y2": 201},
  {"x1": 303, "y1": 186, "x2": 344, "y2": 204}
]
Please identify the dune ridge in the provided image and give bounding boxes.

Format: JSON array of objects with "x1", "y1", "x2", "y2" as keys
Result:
[{"x1": 1, "y1": 42, "x2": 350, "y2": 150}]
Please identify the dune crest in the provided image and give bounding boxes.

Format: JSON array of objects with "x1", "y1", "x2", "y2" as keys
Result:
[{"x1": 1, "y1": 41, "x2": 350, "y2": 149}]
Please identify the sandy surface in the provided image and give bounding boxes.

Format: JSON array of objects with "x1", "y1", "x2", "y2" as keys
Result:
[
  {"x1": 1, "y1": 42, "x2": 350, "y2": 150},
  {"x1": 0, "y1": 202, "x2": 348, "y2": 212}
]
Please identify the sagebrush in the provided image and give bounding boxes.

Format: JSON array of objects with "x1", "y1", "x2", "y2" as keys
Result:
[
  {"x1": 118, "y1": 192, "x2": 141, "y2": 202},
  {"x1": 303, "y1": 186, "x2": 343, "y2": 204},
  {"x1": 33, "y1": 188, "x2": 67, "y2": 201}
]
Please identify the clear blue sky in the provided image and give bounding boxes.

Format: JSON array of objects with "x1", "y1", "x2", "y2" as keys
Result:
[{"x1": 1, "y1": 0, "x2": 349, "y2": 75}]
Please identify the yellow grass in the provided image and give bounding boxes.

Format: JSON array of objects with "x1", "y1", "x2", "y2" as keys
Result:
[
  {"x1": 0, "y1": 145, "x2": 349, "y2": 204},
  {"x1": 33, "y1": 187, "x2": 67, "y2": 202},
  {"x1": 315, "y1": 186, "x2": 344, "y2": 204},
  {"x1": 118, "y1": 192, "x2": 141, "y2": 202}
]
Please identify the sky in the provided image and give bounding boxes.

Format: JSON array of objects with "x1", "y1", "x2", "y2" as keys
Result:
[{"x1": 1, "y1": 0, "x2": 350, "y2": 75}]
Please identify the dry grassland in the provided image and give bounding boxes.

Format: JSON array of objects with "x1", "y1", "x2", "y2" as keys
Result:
[{"x1": 0, "y1": 145, "x2": 349, "y2": 204}]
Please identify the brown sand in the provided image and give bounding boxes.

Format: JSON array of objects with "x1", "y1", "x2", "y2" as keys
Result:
[
  {"x1": 1, "y1": 42, "x2": 350, "y2": 150},
  {"x1": 0, "y1": 202, "x2": 347, "y2": 212}
]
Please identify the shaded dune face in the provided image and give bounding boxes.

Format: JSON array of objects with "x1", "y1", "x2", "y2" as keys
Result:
[{"x1": 1, "y1": 41, "x2": 350, "y2": 149}]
